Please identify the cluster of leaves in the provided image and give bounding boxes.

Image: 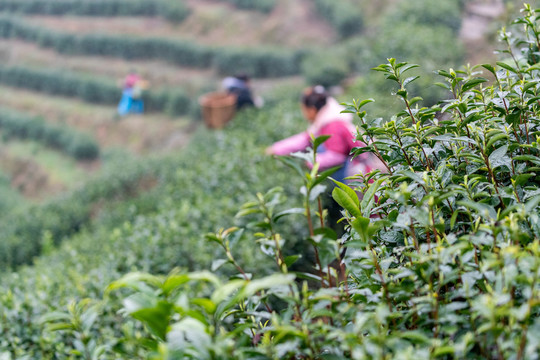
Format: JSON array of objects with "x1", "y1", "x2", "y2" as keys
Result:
[
  {"x1": 101, "y1": 5, "x2": 539, "y2": 359},
  {"x1": 0, "y1": 106, "x2": 99, "y2": 160},
  {"x1": 0, "y1": 16, "x2": 304, "y2": 79},
  {"x1": 369, "y1": 0, "x2": 464, "y2": 106},
  {"x1": 0, "y1": 65, "x2": 192, "y2": 117},
  {"x1": 0, "y1": 0, "x2": 191, "y2": 23}
]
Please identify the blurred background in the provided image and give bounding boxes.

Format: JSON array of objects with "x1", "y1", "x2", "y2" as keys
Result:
[{"x1": 0, "y1": 0, "x2": 523, "y2": 209}]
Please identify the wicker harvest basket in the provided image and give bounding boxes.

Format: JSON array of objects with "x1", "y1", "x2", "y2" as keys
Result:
[{"x1": 198, "y1": 92, "x2": 237, "y2": 129}]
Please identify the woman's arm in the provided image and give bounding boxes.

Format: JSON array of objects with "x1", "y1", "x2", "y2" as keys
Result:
[{"x1": 266, "y1": 132, "x2": 311, "y2": 155}]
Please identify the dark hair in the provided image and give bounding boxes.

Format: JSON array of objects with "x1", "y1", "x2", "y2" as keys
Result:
[
  {"x1": 234, "y1": 73, "x2": 250, "y2": 82},
  {"x1": 302, "y1": 85, "x2": 328, "y2": 111}
]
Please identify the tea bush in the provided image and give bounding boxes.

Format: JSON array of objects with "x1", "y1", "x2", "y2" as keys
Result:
[
  {"x1": 97, "y1": 5, "x2": 537, "y2": 359},
  {"x1": 312, "y1": 0, "x2": 364, "y2": 38},
  {"x1": 301, "y1": 48, "x2": 350, "y2": 87},
  {"x1": 384, "y1": 0, "x2": 462, "y2": 35},
  {"x1": 0, "y1": 107, "x2": 99, "y2": 160},
  {"x1": 306, "y1": 2, "x2": 465, "y2": 97},
  {"x1": 0, "y1": 152, "x2": 180, "y2": 270},
  {"x1": 0, "y1": 170, "x2": 25, "y2": 217},
  {"x1": 372, "y1": 22, "x2": 465, "y2": 105},
  {"x1": 0, "y1": 16, "x2": 304, "y2": 78},
  {"x1": 0, "y1": 65, "x2": 192, "y2": 116},
  {"x1": 213, "y1": 47, "x2": 303, "y2": 77},
  {"x1": 158, "y1": 0, "x2": 191, "y2": 24},
  {"x1": 0, "y1": 0, "x2": 191, "y2": 23},
  {"x1": 0, "y1": 101, "x2": 309, "y2": 357}
]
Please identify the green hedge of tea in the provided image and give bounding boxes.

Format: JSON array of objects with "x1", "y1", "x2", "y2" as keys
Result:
[
  {"x1": 0, "y1": 66, "x2": 192, "y2": 116},
  {"x1": 0, "y1": 100, "x2": 310, "y2": 356},
  {"x1": 213, "y1": 47, "x2": 302, "y2": 77},
  {"x1": 312, "y1": 0, "x2": 364, "y2": 38},
  {"x1": 0, "y1": 153, "x2": 172, "y2": 269},
  {"x1": 384, "y1": 0, "x2": 462, "y2": 34},
  {"x1": 301, "y1": 48, "x2": 349, "y2": 87},
  {"x1": 0, "y1": 0, "x2": 190, "y2": 23},
  {"x1": 0, "y1": 16, "x2": 304, "y2": 78},
  {"x1": 0, "y1": 107, "x2": 100, "y2": 160},
  {"x1": 219, "y1": 0, "x2": 276, "y2": 13},
  {"x1": 0, "y1": 170, "x2": 25, "y2": 217}
]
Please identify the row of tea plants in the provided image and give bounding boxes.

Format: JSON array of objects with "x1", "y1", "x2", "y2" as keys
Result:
[
  {"x1": 0, "y1": 106, "x2": 99, "y2": 160},
  {"x1": 0, "y1": 100, "x2": 311, "y2": 358},
  {"x1": 0, "y1": 16, "x2": 303, "y2": 78},
  {"x1": 0, "y1": 0, "x2": 190, "y2": 23},
  {"x1": 0, "y1": 65, "x2": 192, "y2": 117}
]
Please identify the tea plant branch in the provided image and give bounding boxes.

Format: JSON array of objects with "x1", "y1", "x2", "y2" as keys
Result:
[
  {"x1": 369, "y1": 247, "x2": 393, "y2": 313},
  {"x1": 371, "y1": 143, "x2": 394, "y2": 174},
  {"x1": 500, "y1": 28, "x2": 524, "y2": 80},
  {"x1": 392, "y1": 122, "x2": 413, "y2": 167},
  {"x1": 207, "y1": 229, "x2": 251, "y2": 281},
  {"x1": 517, "y1": 245, "x2": 538, "y2": 360},
  {"x1": 304, "y1": 196, "x2": 326, "y2": 287}
]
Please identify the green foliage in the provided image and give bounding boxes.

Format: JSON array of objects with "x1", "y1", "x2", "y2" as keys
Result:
[
  {"x1": 157, "y1": 0, "x2": 191, "y2": 24},
  {"x1": 0, "y1": 102, "x2": 308, "y2": 357},
  {"x1": 0, "y1": 170, "x2": 25, "y2": 217},
  {"x1": 219, "y1": 0, "x2": 276, "y2": 13},
  {"x1": 312, "y1": 0, "x2": 364, "y2": 38},
  {"x1": 0, "y1": 0, "x2": 191, "y2": 23},
  {"x1": 0, "y1": 155, "x2": 170, "y2": 269},
  {"x1": 98, "y1": 6, "x2": 540, "y2": 359},
  {"x1": 372, "y1": 23, "x2": 465, "y2": 105},
  {"x1": 301, "y1": 48, "x2": 350, "y2": 87},
  {"x1": 0, "y1": 16, "x2": 303, "y2": 78},
  {"x1": 213, "y1": 47, "x2": 303, "y2": 78},
  {"x1": 384, "y1": 0, "x2": 463, "y2": 34},
  {"x1": 374, "y1": 23, "x2": 464, "y2": 69},
  {"x1": 0, "y1": 107, "x2": 99, "y2": 160},
  {"x1": 0, "y1": 65, "x2": 192, "y2": 116},
  {"x1": 1, "y1": 4, "x2": 539, "y2": 359}
]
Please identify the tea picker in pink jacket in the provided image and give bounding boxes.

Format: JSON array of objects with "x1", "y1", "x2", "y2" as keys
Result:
[{"x1": 266, "y1": 86, "x2": 379, "y2": 184}]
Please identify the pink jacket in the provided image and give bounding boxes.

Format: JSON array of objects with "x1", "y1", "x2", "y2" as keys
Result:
[
  {"x1": 124, "y1": 74, "x2": 140, "y2": 89},
  {"x1": 268, "y1": 97, "x2": 382, "y2": 178}
]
